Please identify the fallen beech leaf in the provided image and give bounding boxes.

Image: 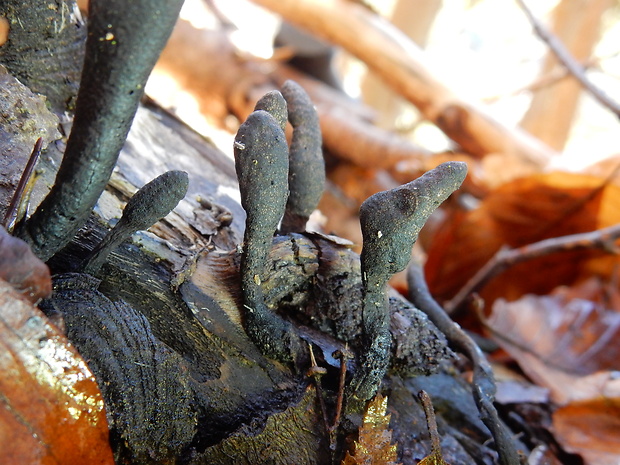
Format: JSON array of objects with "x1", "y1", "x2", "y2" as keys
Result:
[
  {"x1": 425, "y1": 172, "x2": 620, "y2": 305},
  {"x1": 488, "y1": 291, "x2": 620, "y2": 404},
  {"x1": 0, "y1": 225, "x2": 51, "y2": 303},
  {"x1": 0, "y1": 16, "x2": 8, "y2": 46},
  {"x1": 0, "y1": 279, "x2": 114, "y2": 465},
  {"x1": 342, "y1": 394, "x2": 402, "y2": 465},
  {"x1": 553, "y1": 398, "x2": 620, "y2": 465}
]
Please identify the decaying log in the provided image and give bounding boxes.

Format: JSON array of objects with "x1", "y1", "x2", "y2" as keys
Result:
[{"x1": 28, "y1": 96, "x2": 509, "y2": 463}]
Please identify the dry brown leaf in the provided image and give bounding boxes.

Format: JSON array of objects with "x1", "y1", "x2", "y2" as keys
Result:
[
  {"x1": 0, "y1": 279, "x2": 114, "y2": 465},
  {"x1": 0, "y1": 225, "x2": 51, "y2": 303},
  {"x1": 342, "y1": 394, "x2": 402, "y2": 465},
  {"x1": 0, "y1": 16, "x2": 8, "y2": 47},
  {"x1": 425, "y1": 172, "x2": 620, "y2": 305},
  {"x1": 488, "y1": 289, "x2": 620, "y2": 404},
  {"x1": 553, "y1": 397, "x2": 620, "y2": 465}
]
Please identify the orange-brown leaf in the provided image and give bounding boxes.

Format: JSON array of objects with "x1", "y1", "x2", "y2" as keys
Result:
[
  {"x1": 553, "y1": 397, "x2": 620, "y2": 465},
  {"x1": 342, "y1": 394, "x2": 402, "y2": 465},
  {"x1": 425, "y1": 172, "x2": 620, "y2": 305},
  {"x1": 0, "y1": 279, "x2": 114, "y2": 465},
  {"x1": 0, "y1": 225, "x2": 51, "y2": 303}
]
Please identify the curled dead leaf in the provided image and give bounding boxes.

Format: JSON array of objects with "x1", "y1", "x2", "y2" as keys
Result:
[
  {"x1": 425, "y1": 172, "x2": 620, "y2": 305},
  {"x1": 488, "y1": 285, "x2": 620, "y2": 404},
  {"x1": 0, "y1": 279, "x2": 114, "y2": 464},
  {"x1": 0, "y1": 225, "x2": 51, "y2": 303}
]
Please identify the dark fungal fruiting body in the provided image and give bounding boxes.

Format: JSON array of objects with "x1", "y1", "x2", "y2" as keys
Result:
[
  {"x1": 280, "y1": 80, "x2": 325, "y2": 233},
  {"x1": 16, "y1": 0, "x2": 184, "y2": 261},
  {"x1": 234, "y1": 109, "x2": 301, "y2": 362},
  {"x1": 350, "y1": 161, "x2": 468, "y2": 401},
  {"x1": 80, "y1": 170, "x2": 189, "y2": 274},
  {"x1": 254, "y1": 90, "x2": 288, "y2": 132}
]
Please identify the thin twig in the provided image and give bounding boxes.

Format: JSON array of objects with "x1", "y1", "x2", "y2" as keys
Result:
[
  {"x1": 515, "y1": 0, "x2": 620, "y2": 119},
  {"x1": 330, "y1": 346, "x2": 352, "y2": 434},
  {"x1": 307, "y1": 343, "x2": 330, "y2": 432},
  {"x1": 407, "y1": 263, "x2": 521, "y2": 465},
  {"x1": 444, "y1": 223, "x2": 620, "y2": 315},
  {"x1": 482, "y1": 54, "x2": 606, "y2": 103},
  {"x1": 417, "y1": 390, "x2": 442, "y2": 456},
  {"x1": 3, "y1": 137, "x2": 42, "y2": 232}
]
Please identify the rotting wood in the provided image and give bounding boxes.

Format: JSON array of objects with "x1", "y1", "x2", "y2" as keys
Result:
[{"x1": 28, "y1": 97, "x2": 499, "y2": 463}]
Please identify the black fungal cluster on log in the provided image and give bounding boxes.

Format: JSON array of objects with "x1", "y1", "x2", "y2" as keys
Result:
[
  {"x1": 0, "y1": 1, "x2": 523, "y2": 463},
  {"x1": 233, "y1": 83, "x2": 467, "y2": 403}
]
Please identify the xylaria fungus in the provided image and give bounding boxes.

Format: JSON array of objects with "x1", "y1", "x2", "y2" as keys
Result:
[
  {"x1": 237, "y1": 87, "x2": 466, "y2": 402},
  {"x1": 350, "y1": 161, "x2": 467, "y2": 401},
  {"x1": 234, "y1": 109, "x2": 301, "y2": 362},
  {"x1": 280, "y1": 80, "x2": 325, "y2": 234},
  {"x1": 16, "y1": 0, "x2": 184, "y2": 261},
  {"x1": 254, "y1": 90, "x2": 288, "y2": 132},
  {"x1": 80, "y1": 170, "x2": 189, "y2": 275}
]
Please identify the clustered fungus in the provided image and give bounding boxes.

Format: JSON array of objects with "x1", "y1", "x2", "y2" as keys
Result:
[
  {"x1": 234, "y1": 82, "x2": 467, "y2": 402},
  {"x1": 280, "y1": 80, "x2": 325, "y2": 234},
  {"x1": 234, "y1": 104, "x2": 301, "y2": 361}
]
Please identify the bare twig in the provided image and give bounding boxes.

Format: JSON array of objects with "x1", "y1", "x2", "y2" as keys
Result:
[
  {"x1": 330, "y1": 346, "x2": 352, "y2": 434},
  {"x1": 407, "y1": 263, "x2": 521, "y2": 465},
  {"x1": 444, "y1": 223, "x2": 620, "y2": 315},
  {"x1": 3, "y1": 137, "x2": 42, "y2": 232},
  {"x1": 483, "y1": 53, "x2": 611, "y2": 103},
  {"x1": 307, "y1": 343, "x2": 330, "y2": 432},
  {"x1": 417, "y1": 390, "x2": 442, "y2": 457},
  {"x1": 516, "y1": 0, "x2": 620, "y2": 119}
]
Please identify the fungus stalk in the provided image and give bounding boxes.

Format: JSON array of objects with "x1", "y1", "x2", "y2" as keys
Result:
[
  {"x1": 280, "y1": 80, "x2": 325, "y2": 233},
  {"x1": 79, "y1": 170, "x2": 189, "y2": 275},
  {"x1": 234, "y1": 107, "x2": 300, "y2": 361},
  {"x1": 350, "y1": 161, "x2": 468, "y2": 402},
  {"x1": 16, "y1": 0, "x2": 184, "y2": 261}
]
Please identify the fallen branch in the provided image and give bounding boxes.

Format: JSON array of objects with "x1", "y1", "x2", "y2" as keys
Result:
[
  {"x1": 250, "y1": 0, "x2": 557, "y2": 167},
  {"x1": 444, "y1": 223, "x2": 620, "y2": 314},
  {"x1": 407, "y1": 263, "x2": 520, "y2": 465},
  {"x1": 516, "y1": 0, "x2": 620, "y2": 120}
]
